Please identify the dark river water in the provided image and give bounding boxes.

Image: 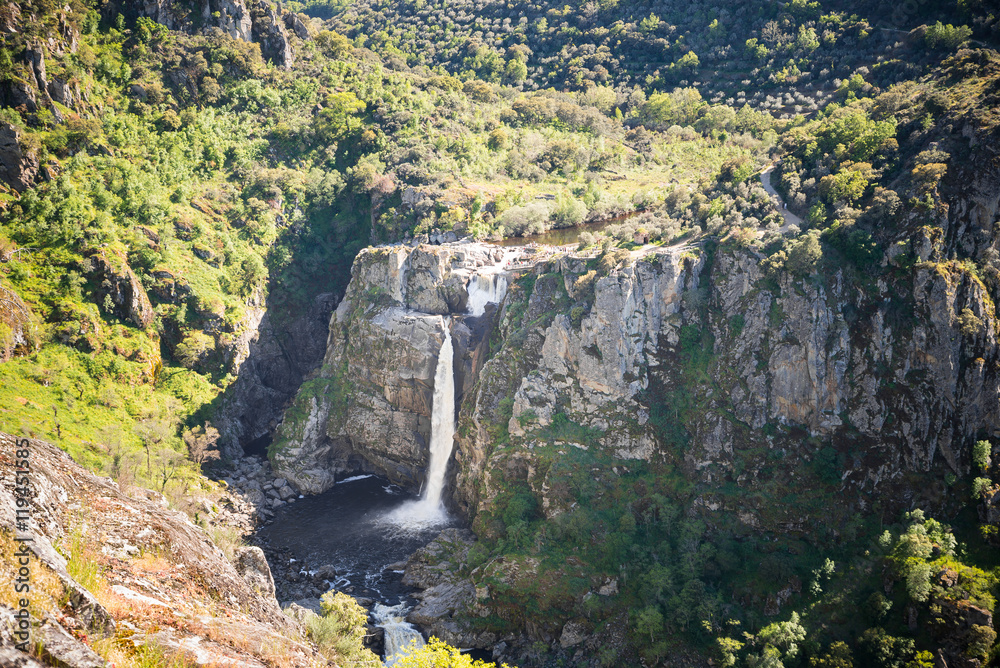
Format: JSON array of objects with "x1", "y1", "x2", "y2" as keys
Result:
[{"x1": 256, "y1": 474, "x2": 458, "y2": 603}]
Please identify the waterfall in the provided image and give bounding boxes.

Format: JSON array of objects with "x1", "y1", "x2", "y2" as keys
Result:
[
  {"x1": 384, "y1": 318, "x2": 455, "y2": 527},
  {"x1": 372, "y1": 602, "x2": 425, "y2": 666},
  {"x1": 466, "y1": 253, "x2": 515, "y2": 317},
  {"x1": 421, "y1": 319, "x2": 455, "y2": 511},
  {"x1": 466, "y1": 272, "x2": 508, "y2": 317}
]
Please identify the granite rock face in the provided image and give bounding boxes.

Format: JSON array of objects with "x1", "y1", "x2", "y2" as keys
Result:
[
  {"x1": 275, "y1": 236, "x2": 1000, "y2": 526},
  {"x1": 87, "y1": 249, "x2": 155, "y2": 329},
  {"x1": 214, "y1": 291, "x2": 337, "y2": 459},
  {"x1": 272, "y1": 243, "x2": 512, "y2": 493},
  {"x1": 0, "y1": 282, "x2": 35, "y2": 360},
  {"x1": 0, "y1": 121, "x2": 39, "y2": 192},
  {"x1": 124, "y1": 0, "x2": 294, "y2": 68}
]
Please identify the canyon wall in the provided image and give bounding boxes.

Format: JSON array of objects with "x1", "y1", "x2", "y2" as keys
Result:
[{"x1": 274, "y1": 232, "x2": 1000, "y2": 526}]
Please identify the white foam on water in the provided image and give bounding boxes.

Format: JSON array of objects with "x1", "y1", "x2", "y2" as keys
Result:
[
  {"x1": 372, "y1": 602, "x2": 425, "y2": 666},
  {"x1": 337, "y1": 474, "x2": 375, "y2": 484}
]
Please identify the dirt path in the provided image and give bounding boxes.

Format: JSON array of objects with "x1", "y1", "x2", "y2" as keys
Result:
[{"x1": 760, "y1": 164, "x2": 803, "y2": 234}]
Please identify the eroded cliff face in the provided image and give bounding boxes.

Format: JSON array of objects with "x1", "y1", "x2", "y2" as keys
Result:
[
  {"x1": 271, "y1": 243, "x2": 515, "y2": 494},
  {"x1": 123, "y1": 0, "x2": 296, "y2": 68},
  {"x1": 275, "y1": 233, "x2": 1000, "y2": 527}
]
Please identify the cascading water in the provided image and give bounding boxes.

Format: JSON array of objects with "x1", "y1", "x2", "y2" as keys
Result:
[
  {"x1": 466, "y1": 252, "x2": 515, "y2": 317},
  {"x1": 384, "y1": 317, "x2": 456, "y2": 527},
  {"x1": 466, "y1": 272, "x2": 508, "y2": 317},
  {"x1": 372, "y1": 602, "x2": 425, "y2": 666}
]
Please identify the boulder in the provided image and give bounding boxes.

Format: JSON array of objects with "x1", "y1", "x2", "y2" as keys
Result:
[
  {"x1": 284, "y1": 12, "x2": 310, "y2": 39},
  {"x1": 233, "y1": 546, "x2": 278, "y2": 600},
  {"x1": 87, "y1": 249, "x2": 155, "y2": 329},
  {"x1": 0, "y1": 121, "x2": 38, "y2": 192}
]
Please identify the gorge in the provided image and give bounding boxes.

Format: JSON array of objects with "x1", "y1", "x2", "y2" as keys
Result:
[{"x1": 2, "y1": 0, "x2": 1000, "y2": 667}]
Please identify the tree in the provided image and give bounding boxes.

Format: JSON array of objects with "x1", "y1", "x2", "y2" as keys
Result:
[
  {"x1": 716, "y1": 637, "x2": 744, "y2": 668},
  {"x1": 857, "y1": 628, "x2": 915, "y2": 668},
  {"x1": 786, "y1": 231, "x2": 823, "y2": 276},
  {"x1": 184, "y1": 424, "x2": 221, "y2": 465},
  {"x1": 972, "y1": 477, "x2": 992, "y2": 499},
  {"x1": 810, "y1": 641, "x2": 853, "y2": 668},
  {"x1": 394, "y1": 637, "x2": 505, "y2": 667},
  {"x1": 639, "y1": 13, "x2": 661, "y2": 33},
  {"x1": 973, "y1": 440, "x2": 992, "y2": 471},
  {"x1": 758, "y1": 611, "x2": 806, "y2": 659},
  {"x1": 154, "y1": 447, "x2": 184, "y2": 492},
  {"x1": 315, "y1": 92, "x2": 366, "y2": 142},
  {"x1": 175, "y1": 331, "x2": 216, "y2": 369},
  {"x1": 504, "y1": 58, "x2": 527, "y2": 83},
  {"x1": 674, "y1": 51, "x2": 700, "y2": 73},
  {"x1": 316, "y1": 30, "x2": 352, "y2": 57},
  {"x1": 308, "y1": 591, "x2": 381, "y2": 665},
  {"x1": 639, "y1": 88, "x2": 705, "y2": 129},
  {"x1": 925, "y1": 22, "x2": 973, "y2": 49}
]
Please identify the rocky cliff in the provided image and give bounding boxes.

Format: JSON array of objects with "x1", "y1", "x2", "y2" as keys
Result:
[
  {"x1": 268, "y1": 231, "x2": 1000, "y2": 657},
  {"x1": 277, "y1": 233, "x2": 999, "y2": 517},
  {"x1": 0, "y1": 433, "x2": 325, "y2": 667},
  {"x1": 271, "y1": 243, "x2": 516, "y2": 493},
  {"x1": 122, "y1": 0, "x2": 296, "y2": 67}
]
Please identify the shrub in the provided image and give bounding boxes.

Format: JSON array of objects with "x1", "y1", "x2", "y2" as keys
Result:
[
  {"x1": 308, "y1": 591, "x2": 380, "y2": 665},
  {"x1": 973, "y1": 440, "x2": 992, "y2": 472},
  {"x1": 499, "y1": 203, "x2": 549, "y2": 237},
  {"x1": 175, "y1": 331, "x2": 216, "y2": 369},
  {"x1": 393, "y1": 637, "x2": 502, "y2": 667},
  {"x1": 972, "y1": 477, "x2": 993, "y2": 500}
]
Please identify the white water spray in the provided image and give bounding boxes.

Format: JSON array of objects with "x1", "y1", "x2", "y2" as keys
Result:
[
  {"x1": 466, "y1": 272, "x2": 508, "y2": 317},
  {"x1": 384, "y1": 318, "x2": 455, "y2": 527},
  {"x1": 372, "y1": 602, "x2": 425, "y2": 666},
  {"x1": 466, "y1": 252, "x2": 516, "y2": 317}
]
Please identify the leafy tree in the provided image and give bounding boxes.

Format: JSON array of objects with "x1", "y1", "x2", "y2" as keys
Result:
[
  {"x1": 716, "y1": 637, "x2": 744, "y2": 668},
  {"x1": 504, "y1": 58, "x2": 528, "y2": 83},
  {"x1": 757, "y1": 612, "x2": 807, "y2": 660},
  {"x1": 810, "y1": 641, "x2": 853, "y2": 668},
  {"x1": 857, "y1": 628, "x2": 915, "y2": 668},
  {"x1": 925, "y1": 22, "x2": 973, "y2": 49},
  {"x1": 175, "y1": 331, "x2": 216, "y2": 369},
  {"x1": 639, "y1": 88, "x2": 705, "y2": 129},
  {"x1": 315, "y1": 92, "x2": 366, "y2": 142},
  {"x1": 183, "y1": 424, "x2": 221, "y2": 465},
  {"x1": 639, "y1": 13, "x2": 661, "y2": 33},
  {"x1": 786, "y1": 231, "x2": 823, "y2": 276},
  {"x1": 972, "y1": 477, "x2": 993, "y2": 500},
  {"x1": 394, "y1": 637, "x2": 507, "y2": 667},
  {"x1": 308, "y1": 591, "x2": 381, "y2": 665},
  {"x1": 973, "y1": 440, "x2": 992, "y2": 471}
]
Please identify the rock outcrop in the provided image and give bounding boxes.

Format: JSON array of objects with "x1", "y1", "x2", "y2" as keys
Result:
[
  {"x1": 0, "y1": 282, "x2": 35, "y2": 360},
  {"x1": 215, "y1": 291, "x2": 338, "y2": 459},
  {"x1": 272, "y1": 243, "x2": 514, "y2": 494},
  {"x1": 0, "y1": 433, "x2": 324, "y2": 667},
  {"x1": 277, "y1": 235, "x2": 1000, "y2": 523},
  {"x1": 87, "y1": 249, "x2": 154, "y2": 329},
  {"x1": 124, "y1": 0, "x2": 295, "y2": 68},
  {"x1": 0, "y1": 121, "x2": 39, "y2": 192}
]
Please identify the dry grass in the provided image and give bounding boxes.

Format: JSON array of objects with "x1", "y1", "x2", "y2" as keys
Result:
[
  {"x1": 0, "y1": 528, "x2": 66, "y2": 618},
  {"x1": 92, "y1": 631, "x2": 195, "y2": 668},
  {"x1": 204, "y1": 523, "x2": 246, "y2": 562}
]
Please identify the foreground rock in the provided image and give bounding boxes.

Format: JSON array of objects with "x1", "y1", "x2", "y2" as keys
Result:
[{"x1": 0, "y1": 433, "x2": 324, "y2": 667}]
